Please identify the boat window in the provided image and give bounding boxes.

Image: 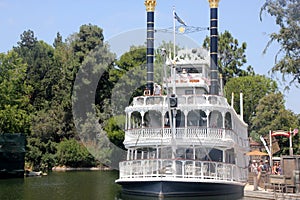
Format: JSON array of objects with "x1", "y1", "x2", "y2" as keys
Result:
[
  {"x1": 188, "y1": 67, "x2": 202, "y2": 74},
  {"x1": 209, "y1": 110, "x2": 223, "y2": 128},
  {"x1": 164, "y1": 112, "x2": 170, "y2": 127},
  {"x1": 225, "y1": 112, "x2": 232, "y2": 129},
  {"x1": 175, "y1": 148, "x2": 185, "y2": 159},
  {"x1": 195, "y1": 148, "x2": 209, "y2": 160},
  {"x1": 161, "y1": 147, "x2": 172, "y2": 159},
  {"x1": 130, "y1": 111, "x2": 142, "y2": 129},
  {"x1": 164, "y1": 110, "x2": 185, "y2": 128},
  {"x1": 208, "y1": 148, "x2": 223, "y2": 162},
  {"x1": 187, "y1": 110, "x2": 207, "y2": 127},
  {"x1": 144, "y1": 110, "x2": 162, "y2": 128},
  {"x1": 175, "y1": 110, "x2": 185, "y2": 127},
  {"x1": 225, "y1": 148, "x2": 235, "y2": 164}
]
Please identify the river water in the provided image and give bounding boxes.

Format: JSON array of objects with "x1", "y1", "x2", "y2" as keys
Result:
[{"x1": 0, "y1": 171, "x2": 249, "y2": 200}]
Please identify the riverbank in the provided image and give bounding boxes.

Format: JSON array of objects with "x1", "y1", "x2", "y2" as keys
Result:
[
  {"x1": 244, "y1": 183, "x2": 300, "y2": 200},
  {"x1": 51, "y1": 166, "x2": 111, "y2": 172}
]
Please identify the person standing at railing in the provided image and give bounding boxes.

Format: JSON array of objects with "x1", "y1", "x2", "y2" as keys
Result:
[{"x1": 153, "y1": 83, "x2": 161, "y2": 95}]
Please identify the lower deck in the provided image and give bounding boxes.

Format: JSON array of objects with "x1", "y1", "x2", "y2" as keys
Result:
[{"x1": 117, "y1": 159, "x2": 248, "y2": 184}]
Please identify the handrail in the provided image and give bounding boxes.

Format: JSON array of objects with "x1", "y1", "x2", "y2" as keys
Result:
[
  {"x1": 118, "y1": 159, "x2": 248, "y2": 183},
  {"x1": 125, "y1": 127, "x2": 248, "y2": 148},
  {"x1": 131, "y1": 94, "x2": 228, "y2": 107}
]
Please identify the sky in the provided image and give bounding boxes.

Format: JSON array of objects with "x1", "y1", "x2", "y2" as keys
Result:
[{"x1": 0, "y1": 0, "x2": 299, "y2": 114}]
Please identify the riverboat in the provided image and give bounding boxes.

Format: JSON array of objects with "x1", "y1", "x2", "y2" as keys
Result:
[{"x1": 116, "y1": 0, "x2": 249, "y2": 197}]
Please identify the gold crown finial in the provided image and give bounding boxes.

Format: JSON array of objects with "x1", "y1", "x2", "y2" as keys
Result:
[
  {"x1": 208, "y1": 0, "x2": 220, "y2": 8},
  {"x1": 145, "y1": 0, "x2": 156, "y2": 12}
]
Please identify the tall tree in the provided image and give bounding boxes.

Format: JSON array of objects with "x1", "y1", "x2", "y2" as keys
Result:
[
  {"x1": 72, "y1": 23, "x2": 104, "y2": 63},
  {"x1": 53, "y1": 32, "x2": 63, "y2": 48},
  {"x1": 14, "y1": 30, "x2": 57, "y2": 110},
  {"x1": 260, "y1": 0, "x2": 300, "y2": 86},
  {"x1": 203, "y1": 30, "x2": 254, "y2": 85},
  {"x1": 250, "y1": 93, "x2": 298, "y2": 155},
  {"x1": 224, "y1": 75, "x2": 278, "y2": 130},
  {"x1": 0, "y1": 51, "x2": 32, "y2": 134}
]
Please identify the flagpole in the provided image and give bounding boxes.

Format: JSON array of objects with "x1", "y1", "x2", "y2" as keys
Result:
[
  {"x1": 173, "y1": 6, "x2": 176, "y2": 61},
  {"x1": 172, "y1": 6, "x2": 176, "y2": 94},
  {"x1": 289, "y1": 128, "x2": 293, "y2": 156}
]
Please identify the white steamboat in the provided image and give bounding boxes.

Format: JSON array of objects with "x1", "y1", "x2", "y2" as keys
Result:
[
  {"x1": 116, "y1": 48, "x2": 249, "y2": 197},
  {"x1": 116, "y1": 0, "x2": 249, "y2": 197}
]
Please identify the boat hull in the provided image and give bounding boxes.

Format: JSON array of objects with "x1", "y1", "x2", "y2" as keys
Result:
[{"x1": 117, "y1": 180, "x2": 244, "y2": 197}]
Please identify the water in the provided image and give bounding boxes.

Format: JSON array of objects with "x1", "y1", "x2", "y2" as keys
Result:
[
  {"x1": 0, "y1": 171, "x2": 249, "y2": 200},
  {"x1": 0, "y1": 171, "x2": 121, "y2": 200}
]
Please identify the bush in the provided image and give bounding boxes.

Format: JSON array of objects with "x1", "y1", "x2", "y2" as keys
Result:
[{"x1": 56, "y1": 138, "x2": 96, "y2": 167}]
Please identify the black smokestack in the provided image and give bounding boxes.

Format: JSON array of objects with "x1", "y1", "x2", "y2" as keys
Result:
[
  {"x1": 209, "y1": 0, "x2": 220, "y2": 95},
  {"x1": 145, "y1": 0, "x2": 156, "y2": 95}
]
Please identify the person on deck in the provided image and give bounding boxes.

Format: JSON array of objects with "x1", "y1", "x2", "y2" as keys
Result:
[{"x1": 153, "y1": 84, "x2": 161, "y2": 95}]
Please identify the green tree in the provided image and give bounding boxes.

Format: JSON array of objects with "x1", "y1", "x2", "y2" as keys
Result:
[
  {"x1": 104, "y1": 115, "x2": 125, "y2": 149},
  {"x1": 14, "y1": 31, "x2": 57, "y2": 110},
  {"x1": 26, "y1": 137, "x2": 57, "y2": 171},
  {"x1": 260, "y1": 0, "x2": 300, "y2": 85},
  {"x1": 72, "y1": 24, "x2": 104, "y2": 63},
  {"x1": 0, "y1": 51, "x2": 32, "y2": 134},
  {"x1": 203, "y1": 30, "x2": 254, "y2": 85},
  {"x1": 53, "y1": 32, "x2": 63, "y2": 48},
  {"x1": 56, "y1": 139, "x2": 96, "y2": 167},
  {"x1": 111, "y1": 46, "x2": 147, "y2": 112},
  {"x1": 250, "y1": 93, "x2": 298, "y2": 155},
  {"x1": 224, "y1": 75, "x2": 278, "y2": 130}
]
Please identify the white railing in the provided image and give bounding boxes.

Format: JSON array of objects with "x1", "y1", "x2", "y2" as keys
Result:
[
  {"x1": 131, "y1": 95, "x2": 228, "y2": 108},
  {"x1": 125, "y1": 127, "x2": 247, "y2": 147},
  {"x1": 118, "y1": 159, "x2": 248, "y2": 183}
]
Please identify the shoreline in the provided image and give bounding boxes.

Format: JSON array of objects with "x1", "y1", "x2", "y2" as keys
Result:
[{"x1": 51, "y1": 166, "x2": 112, "y2": 172}]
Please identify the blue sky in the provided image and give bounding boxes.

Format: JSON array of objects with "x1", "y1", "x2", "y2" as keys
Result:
[{"x1": 0, "y1": 0, "x2": 299, "y2": 114}]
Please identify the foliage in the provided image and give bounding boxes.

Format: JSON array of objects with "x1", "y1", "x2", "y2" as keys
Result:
[
  {"x1": 104, "y1": 115, "x2": 125, "y2": 149},
  {"x1": 260, "y1": 0, "x2": 300, "y2": 86},
  {"x1": 250, "y1": 93, "x2": 298, "y2": 155},
  {"x1": 224, "y1": 75, "x2": 278, "y2": 130},
  {"x1": 72, "y1": 23, "x2": 104, "y2": 63},
  {"x1": 203, "y1": 30, "x2": 255, "y2": 85},
  {"x1": 0, "y1": 51, "x2": 32, "y2": 134},
  {"x1": 26, "y1": 137, "x2": 57, "y2": 171},
  {"x1": 56, "y1": 139, "x2": 96, "y2": 167}
]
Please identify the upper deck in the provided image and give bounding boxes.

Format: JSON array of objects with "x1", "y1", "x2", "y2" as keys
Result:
[{"x1": 124, "y1": 94, "x2": 248, "y2": 149}]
